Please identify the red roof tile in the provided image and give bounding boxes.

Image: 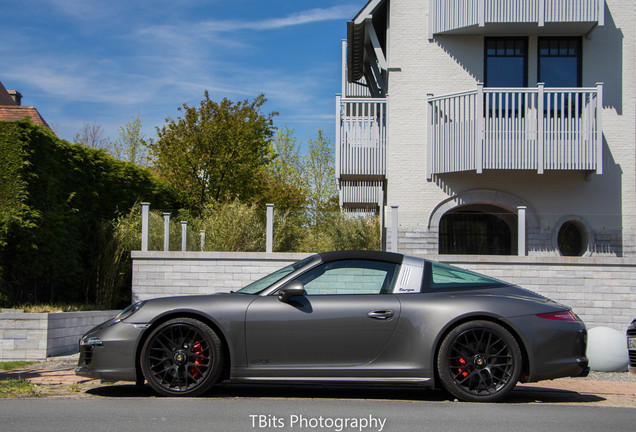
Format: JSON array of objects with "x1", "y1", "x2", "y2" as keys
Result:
[{"x1": 0, "y1": 106, "x2": 50, "y2": 128}]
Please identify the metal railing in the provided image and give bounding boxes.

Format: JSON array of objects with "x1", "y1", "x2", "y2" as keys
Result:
[{"x1": 427, "y1": 83, "x2": 603, "y2": 177}]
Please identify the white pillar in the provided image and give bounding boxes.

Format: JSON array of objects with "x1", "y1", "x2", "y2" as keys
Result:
[
  {"x1": 200, "y1": 230, "x2": 206, "y2": 251},
  {"x1": 391, "y1": 205, "x2": 399, "y2": 253},
  {"x1": 266, "y1": 204, "x2": 274, "y2": 253},
  {"x1": 141, "y1": 202, "x2": 150, "y2": 252},
  {"x1": 163, "y1": 213, "x2": 171, "y2": 251},
  {"x1": 181, "y1": 221, "x2": 188, "y2": 252},
  {"x1": 518, "y1": 206, "x2": 527, "y2": 256}
]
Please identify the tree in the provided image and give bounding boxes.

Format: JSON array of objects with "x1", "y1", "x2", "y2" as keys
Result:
[
  {"x1": 149, "y1": 92, "x2": 277, "y2": 213},
  {"x1": 111, "y1": 112, "x2": 148, "y2": 165},
  {"x1": 259, "y1": 126, "x2": 307, "y2": 211},
  {"x1": 305, "y1": 130, "x2": 338, "y2": 222},
  {"x1": 74, "y1": 121, "x2": 110, "y2": 149}
]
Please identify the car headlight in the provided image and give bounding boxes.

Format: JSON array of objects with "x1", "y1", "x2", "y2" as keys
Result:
[{"x1": 108, "y1": 301, "x2": 145, "y2": 326}]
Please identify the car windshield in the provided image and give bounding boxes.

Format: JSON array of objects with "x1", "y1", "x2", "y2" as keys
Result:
[{"x1": 236, "y1": 256, "x2": 314, "y2": 295}]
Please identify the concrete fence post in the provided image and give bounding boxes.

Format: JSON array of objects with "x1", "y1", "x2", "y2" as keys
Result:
[
  {"x1": 163, "y1": 213, "x2": 171, "y2": 251},
  {"x1": 391, "y1": 205, "x2": 399, "y2": 253},
  {"x1": 200, "y1": 230, "x2": 206, "y2": 251},
  {"x1": 518, "y1": 206, "x2": 527, "y2": 256},
  {"x1": 141, "y1": 202, "x2": 150, "y2": 252},
  {"x1": 266, "y1": 204, "x2": 274, "y2": 253},
  {"x1": 181, "y1": 221, "x2": 188, "y2": 252}
]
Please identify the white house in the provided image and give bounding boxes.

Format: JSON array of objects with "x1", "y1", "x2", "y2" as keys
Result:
[{"x1": 336, "y1": 0, "x2": 635, "y2": 258}]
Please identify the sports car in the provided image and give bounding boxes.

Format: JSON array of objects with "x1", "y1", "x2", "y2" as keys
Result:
[{"x1": 76, "y1": 250, "x2": 589, "y2": 402}]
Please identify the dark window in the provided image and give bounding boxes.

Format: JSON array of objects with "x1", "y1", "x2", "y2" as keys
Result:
[
  {"x1": 484, "y1": 37, "x2": 528, "y2": 88},
  {"x1": 538, "y1": 37, "x2": 582, "y2": 88},
  {"x1": 558, "y1": 221, "x2": 585, "y2": 257},
  {"x1": 439, "y1": 211, "x2": 513, "y2": 255},
  {"x1": 429, "y1": 262, "x2": 507, "y2": 290}
]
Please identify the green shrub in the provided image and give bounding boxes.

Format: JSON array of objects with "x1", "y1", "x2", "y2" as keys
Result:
[{"x1": 0, "y1": 120, "x2": 180, "y2": 308}]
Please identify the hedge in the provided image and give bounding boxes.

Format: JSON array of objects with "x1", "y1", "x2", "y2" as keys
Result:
[{"x1": 0, "y1": 120, "x2": 180, "y2": 307}]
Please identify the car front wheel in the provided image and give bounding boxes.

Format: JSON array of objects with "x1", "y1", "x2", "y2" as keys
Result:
[
  {"x1": 437, "y1": 320, "x2": 521, "y2": 402},
  {"x1": 141, "y1": 317, "x2": 223, "y2": 396}
]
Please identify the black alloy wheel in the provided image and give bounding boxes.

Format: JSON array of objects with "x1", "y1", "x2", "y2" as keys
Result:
[
  {"x1": 141, "y1": 318, "x2": 223, "y2": 396},
  {"x1": 437, "y1": 320, "x2": 521, "y2": 402}
]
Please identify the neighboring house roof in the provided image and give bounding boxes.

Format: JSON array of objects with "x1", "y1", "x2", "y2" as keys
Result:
[
  {"x1": 0, "y1": 105, "x2": 50, "y2": 128},
  {"x1": 0, "y1": 80, "x2": 51, "y2": 129},
  {"x1": 0, "y1": 80, "x2": 16, "y2": 105}
]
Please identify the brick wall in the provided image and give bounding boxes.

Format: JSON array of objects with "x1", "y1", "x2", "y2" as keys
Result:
[
  {"x1": 131, "y1": 252, "x2": 635, "y2": 333},
  {"x1": 0, "y1": 310, "x2": 118, "y2": 360},
  {"x1": 131, "y1": 251, "x2": 311, "y2": 302}
]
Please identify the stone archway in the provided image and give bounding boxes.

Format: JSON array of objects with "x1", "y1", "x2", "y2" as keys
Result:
[{"x1": 429, "y1": 189, "x2": 538, "y2": 255}]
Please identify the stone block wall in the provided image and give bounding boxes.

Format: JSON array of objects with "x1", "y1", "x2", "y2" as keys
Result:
[
  {"x1": 131, "y1": 252, "x2": 636, "y2": 333},
  {"x1": 433, "y1": 255, "x2": 636, "y2": 332},
  {"x1": 131, "y1": 251, "x2": 311, "y2": 302},
  {"x1": 0, "y1": 310, "x2": 117, "y2": 360}
]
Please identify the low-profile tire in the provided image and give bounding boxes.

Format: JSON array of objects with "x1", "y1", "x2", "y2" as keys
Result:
[
  {"x1": 437, "y1": 320, "x2": 521, "y2": 402},
  {"x1": 141, "y1": 317, "x2": 223, "y2": 397}
]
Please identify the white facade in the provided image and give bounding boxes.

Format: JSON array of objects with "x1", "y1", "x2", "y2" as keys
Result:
[{"x1": 337, "y1": 0, "x2": 636, "y2": 257}]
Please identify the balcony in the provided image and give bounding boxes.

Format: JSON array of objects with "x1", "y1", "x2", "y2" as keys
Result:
[
  {"x1": 337, "y1": 39, "x2": 388, "y2": 212},
  {"x1": 336, "y1": 97, "x2": 387, "y2": 182},
  {"x1": 427, "y1": 83, "x2": 603, "y2": 178},
  {"x1": 429, "y1": 0, "x2": 605, "y2": 38}
]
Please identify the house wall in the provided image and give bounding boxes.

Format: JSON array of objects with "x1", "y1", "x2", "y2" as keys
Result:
[
  {"x1": 130, "y1": 252, "x2": 635, "y2": 333},
  {"x1": 383, "y1": 0, "x2": 636, "y2": 256}
]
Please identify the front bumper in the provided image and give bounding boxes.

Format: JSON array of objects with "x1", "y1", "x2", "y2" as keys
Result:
[{"x1": 75, "y1": 321, "x2": 147, "y2": 382}]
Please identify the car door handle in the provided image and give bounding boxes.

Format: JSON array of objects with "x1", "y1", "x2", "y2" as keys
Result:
[{"x1": 367, "y1": 310, "x2": 395, "y2": 320}]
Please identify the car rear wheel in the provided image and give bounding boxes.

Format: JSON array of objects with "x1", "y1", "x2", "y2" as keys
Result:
[
  {"x1": 437, "y1": 320, "x2": 521, "y2": 402},
  {"x1": 141, "y1": 317, "x2": 223, "y2": 396}
]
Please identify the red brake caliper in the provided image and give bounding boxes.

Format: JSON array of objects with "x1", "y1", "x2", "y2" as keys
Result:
[
  {"x1": 458, "y1": 357, "x2": 469, "y2": 377},
  {"x1": 190, "y1": 342, "x2": 204, "y2": 379}
]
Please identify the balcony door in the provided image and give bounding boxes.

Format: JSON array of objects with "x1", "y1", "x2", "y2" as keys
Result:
[
  {"x1": 484, "y1": 37, "x2": 528, "y2": 88},
  {"x1": 538, "y1": 37, "x2": 582, "y2": 88}
]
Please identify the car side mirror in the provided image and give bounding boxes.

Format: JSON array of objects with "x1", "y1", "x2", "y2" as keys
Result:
[{"x1": 278, "y1": 282, "x2": 306, "y2": 303}]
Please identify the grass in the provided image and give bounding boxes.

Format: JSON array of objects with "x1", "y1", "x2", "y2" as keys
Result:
[
  {"x1": 0, "y1": 361, "x2": 38, "y2": 370},
  {"x1": 0, "y1": 378, "x2": 41, "y2": 398},
  {"x1": 9, "y1": 303, "x2": 106, "y2": 313}
]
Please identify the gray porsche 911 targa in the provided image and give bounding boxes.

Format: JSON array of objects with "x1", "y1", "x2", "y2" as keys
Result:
[{"x1": 76, "y1": 250, "x2": 589, "y2": 402}]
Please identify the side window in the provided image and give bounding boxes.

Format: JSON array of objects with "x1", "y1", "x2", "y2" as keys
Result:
[
  {"x1": 429, "y1": 262, "x2": 507, "y2": 290},
  {"x1": 295, "y1": 260, "x2": 398, "y2": 295}
]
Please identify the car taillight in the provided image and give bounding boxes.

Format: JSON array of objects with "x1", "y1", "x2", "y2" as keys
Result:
[{"x1": 537, "y1": 310, "x2": 579, "y2": 321}]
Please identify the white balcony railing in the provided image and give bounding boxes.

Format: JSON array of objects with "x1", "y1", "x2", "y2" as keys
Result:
[
  {"x1": 336, "y1": 96, "x2": 387, "y2": 181},
  {"x1": 427, "y1": 83, "x2": 603, "y2": 178},
  {"x1": 429, "y1": 0, "x2": 604, "y2": 38}
]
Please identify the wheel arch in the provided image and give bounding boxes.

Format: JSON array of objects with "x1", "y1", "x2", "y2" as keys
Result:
[
  {"x1": 431, "y1": 314, "x2": 531, "y2": 388},
  {"x1": 135, "y1": 311, "x2": 233, "y2": 384}
]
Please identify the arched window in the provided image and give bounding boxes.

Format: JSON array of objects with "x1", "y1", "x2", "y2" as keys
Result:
[{"x1": 439, "y1": 205, "x2": 515, "y2": 255}]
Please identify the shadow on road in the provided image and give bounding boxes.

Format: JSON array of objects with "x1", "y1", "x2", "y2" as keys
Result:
[{"x1": 86, "y1": 382, "x2": 605, "y2": 404}]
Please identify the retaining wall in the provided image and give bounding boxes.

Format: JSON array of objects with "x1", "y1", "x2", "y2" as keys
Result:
[
  {"x1": 0, "y1": 309, "x2": 117, "y2": 360},
  {"x1": 131, "y1": 252, "x2": 636, "y2": 332}
]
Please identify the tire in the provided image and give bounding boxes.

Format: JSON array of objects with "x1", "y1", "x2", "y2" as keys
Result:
[
  {"x1": 141, "y1": 317, "x2": 224, "y2": 397},
  {"x1": 437, "y1": 320, "x2": 521, "y2": 402}
]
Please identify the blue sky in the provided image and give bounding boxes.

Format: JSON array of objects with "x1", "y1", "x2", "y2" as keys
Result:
[{"x1": 1, "y1": 0, "x2": 360, "y2": 148}]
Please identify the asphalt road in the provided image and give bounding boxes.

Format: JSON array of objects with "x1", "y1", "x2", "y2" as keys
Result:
[{"x1": 1, "y1": 384, "x2": 634, "y2": 432}]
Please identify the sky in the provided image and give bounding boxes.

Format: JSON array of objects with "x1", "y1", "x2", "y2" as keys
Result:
[{"x1": 0, "y1": 0, "x2": 361, "y2": 148}]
